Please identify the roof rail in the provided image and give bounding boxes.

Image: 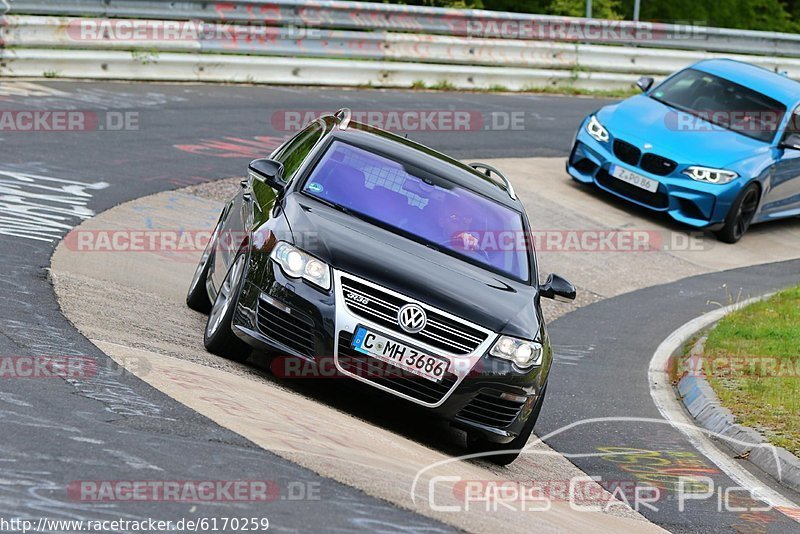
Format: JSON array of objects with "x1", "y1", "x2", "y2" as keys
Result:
[
  {"x1": 334, "y1": 108, "x2": 352, "y2": 130},
  {"x1": 468, "y1": 162, "x2": 517, "y2": 200}
]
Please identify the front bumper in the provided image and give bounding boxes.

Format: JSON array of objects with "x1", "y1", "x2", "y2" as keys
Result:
[
  {"x1": 567, "y1": 128, "x2": 744, "y2": 229},
  {"x1": 231, "y1": 259, "x2": 548, "y2": 444}
]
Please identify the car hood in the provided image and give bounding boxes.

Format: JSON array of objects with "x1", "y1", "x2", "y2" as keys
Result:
[
  {"x1": 597, "y1": 95, "x2": 771, "y2": 169},
  {"x1": 281, "y1": 194, "x2": 541, "y2": 338}
]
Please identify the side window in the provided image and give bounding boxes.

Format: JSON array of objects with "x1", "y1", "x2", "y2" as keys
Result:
[
  {"x1": 784, "y1": 105, "x2": 800, "y2": 138},
  {"x1": 272, "y1": 121, "x2": 324, "y2": 183}
]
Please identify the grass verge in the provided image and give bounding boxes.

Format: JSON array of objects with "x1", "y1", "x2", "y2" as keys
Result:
[
  {"x1": 407, "y1": 79, "x2": 637, "y2": 99},
  {"x1": 701, "y1": 286, "x2": 800, "y2": 456}
]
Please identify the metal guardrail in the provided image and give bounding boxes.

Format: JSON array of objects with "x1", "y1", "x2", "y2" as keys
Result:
[
  {"x1": 5, "y1": 15, "x2": 800, "y2": 78},
  {"x1": 0, "y1": 48, "x2": 642, "y2": 90},
  {"x1": 2, "y1": 1, "x2": 800, "y2": 89},
  {"x1": 6, "y1": 0, "x2": 800, "y2": 56}
]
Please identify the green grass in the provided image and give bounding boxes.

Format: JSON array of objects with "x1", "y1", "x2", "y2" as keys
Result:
[
  {"x1": 521, "y1": 85, "x2": 639, "y2": 98},
  {"x1": 702, "y1": 285, "x2": 800, "y2": 456},
  {"x1": 406, "y1": 80, "x2": 636, "y2": 99},
  {"x1": 427, "y1": 80, "x2": 457, "y2": 91}
]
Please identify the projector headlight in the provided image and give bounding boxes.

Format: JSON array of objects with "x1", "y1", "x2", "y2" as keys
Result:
[
  {"x1": 683, "y1": 166, "x2": 738, "y2": 185},
  {"x1": 270, "y1": 241, "x2": 331, "y2": 290},
  {"x1": 586, "y1": 115, "x2": 610, "y2": 143},
  {"x1": 490, "y1": 335, "x2": 544, "y2": 368}
]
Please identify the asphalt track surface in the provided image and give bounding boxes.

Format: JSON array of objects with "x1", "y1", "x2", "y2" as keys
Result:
[
  {"x1": 2, "y1": 80, "x2": 800, "y2": 532},
  {"x1": 0, "y1": 81, "x2": 604, "y2": 531},
  {"x1": 541, "y1": 260, "x2": 800, "y2": 533}
]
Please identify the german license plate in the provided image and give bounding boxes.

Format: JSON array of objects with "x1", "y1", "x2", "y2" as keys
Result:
[
  {"x1": 609, "y1": 164, "x2": 659, "y2": 193},
  {"x1": 351, "y1": 327, "x2": 448, "y2": 382}
]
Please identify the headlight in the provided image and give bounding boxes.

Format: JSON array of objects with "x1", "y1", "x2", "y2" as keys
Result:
[
  {"x1": 270, "y1": 242, "x2": 331, "y2": 290},
  {"x1": 490, "y1": 335, "x2": 544, "y2": 368},
  {"x1": 586, "y1": 115, "x2": 610, "y2": 143},
  {"x1": 683, "y1": 166, "x2": 738, "y2": 185}
]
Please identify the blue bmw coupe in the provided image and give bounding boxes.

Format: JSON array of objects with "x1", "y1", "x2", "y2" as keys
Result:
[{"x1": 568, "y1": 59, "x2": 800, "y2": 242}]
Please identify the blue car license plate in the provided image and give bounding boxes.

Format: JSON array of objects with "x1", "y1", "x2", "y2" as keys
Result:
[{"x1": 351, "y1": 326, "x2": 448, "y2": 382}]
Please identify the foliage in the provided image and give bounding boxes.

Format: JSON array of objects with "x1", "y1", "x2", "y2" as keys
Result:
[{"x1": 370, "y1": 0, "x2": 800, "y2": 32}]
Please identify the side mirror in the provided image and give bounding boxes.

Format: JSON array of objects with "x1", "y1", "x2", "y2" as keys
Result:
[
  {"x1": 636, "y1": 76, "x2": 654, "y2": 93},
  {"x1": 779, "y1": 133, "x2": 800, "y2": 151},
  {"x1": 248, "y1": 159, "x2": 285, "y2": 190},
  {"x1": 539, "y1": 273, "x2": 576, "y2": 301}
]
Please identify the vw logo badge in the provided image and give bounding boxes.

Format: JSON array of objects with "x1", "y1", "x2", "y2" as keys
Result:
[{"x1": 397, "y1": 303, "x2": 427, "y2": 334}]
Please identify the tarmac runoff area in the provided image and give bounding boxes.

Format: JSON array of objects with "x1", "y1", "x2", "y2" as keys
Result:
[{"x1": 50, "y1": 156, "x2": 800, "y2": 532}]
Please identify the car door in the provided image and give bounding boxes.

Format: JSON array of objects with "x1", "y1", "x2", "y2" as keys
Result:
[
  {"x1": 210, "y1": 120, "x2": 326, "y2": 292},
  {"x1": 763, "y1": 106, "x2": 800, "y2": 219},
  {"x1": 252, "y1": 120, "x2": 325, "y2": 228}
]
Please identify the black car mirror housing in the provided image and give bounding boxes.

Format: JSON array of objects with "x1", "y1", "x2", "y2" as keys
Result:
[
  {"x1": 636, "y1": 76, "x2": 655, "y2": 93},
  {"x1": 249, "y1": 158, "x2": 286, "y2": 190},
  {"x1": 779, "y1": 133, "x2": 800, "y2": 151},
  {"x1": 539, "y1": 273, "x2": 577, "y2": 301}
]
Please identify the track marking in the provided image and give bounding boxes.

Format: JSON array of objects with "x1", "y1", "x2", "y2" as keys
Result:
[{"x1": 648, "y1": 294, "x2": 800, "y2": 517}]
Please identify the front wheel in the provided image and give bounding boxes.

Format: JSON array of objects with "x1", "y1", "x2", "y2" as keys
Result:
[
  {"x1": 715, "y1": 183, "x2": 760, "y2": 244},
  {"x1": 186, "y1": 218, "x2": 221, "y2": 313},
  {"x1": 203, "y1": 253, "x2": 251, "y2": 362},
  {"x1": 467, "y1": 385, "x2": 547, "y2": 466}
]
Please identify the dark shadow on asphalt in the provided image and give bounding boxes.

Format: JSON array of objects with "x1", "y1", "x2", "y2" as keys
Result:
[
  {"x1": 240, "y1": 352, "x2": 474, "y2": 460},
  {"x1": 566, "y1": 178, "x2": 800, "y2": 242}
]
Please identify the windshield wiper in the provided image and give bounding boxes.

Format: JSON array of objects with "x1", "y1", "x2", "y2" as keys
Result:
[
  {"x1": 305, "y1": 193, "x2": 386, "y2": 226},
  {"x1": 308, "y1": 194, "x2": 351, "y2": 215}
]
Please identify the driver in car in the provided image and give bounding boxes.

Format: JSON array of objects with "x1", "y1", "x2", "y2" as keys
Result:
[{"x1": 435, "y1": 195, "x2": 481, "y2": 252}]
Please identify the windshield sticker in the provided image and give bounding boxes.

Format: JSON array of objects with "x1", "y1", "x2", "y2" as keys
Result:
[{"x1": 307, "y1": 182, "x2": 324, "y2": 193}]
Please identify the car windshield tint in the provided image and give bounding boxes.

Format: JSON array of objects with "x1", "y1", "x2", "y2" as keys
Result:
[
  {"x1": 302, "y1": 140, "x2": 530, "y2": 281},
  {"x1": 650, "y1": 68, "x2": 786, "y2": 143}
]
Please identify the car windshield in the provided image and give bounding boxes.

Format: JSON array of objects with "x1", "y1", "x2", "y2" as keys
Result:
[
  {"x1": 302, "y1": 140, "x2": 530, "y2": 281},
  {"x1": 650, "y1": 68, "x2": 786, "y2": 143}
]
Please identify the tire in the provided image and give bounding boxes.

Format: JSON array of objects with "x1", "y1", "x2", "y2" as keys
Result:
[
  {"x1": 715, "y1": 183, "x2": 760, "y2": 244},
  {"x1": 203, "y1": 253, "x2": 251, "y2": 362},
  {"x1": 186, "y1": 218, "x2": 221, "y2": 313},
  {"x1": 467, "y1": 385, "x2": 547, "y2": 466}
]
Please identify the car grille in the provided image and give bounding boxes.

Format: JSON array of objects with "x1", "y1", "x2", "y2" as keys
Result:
[
  {"x1": 337, "y1": 331, "x2": 458, "y2": 404},
  {"x1": 257, "y1": 297, "x2": 315, "y2": 357},
  {"x1": 456, "y1": 390, "x2": 526, "y2": 429},
  {"x1": 641, "y1": 153, "x2": 677, "y2": 176},
  {"x1": 596, "y1": 168, "x2": 669, "y2": 209},
  {"x1": 613, "y1": 139, "x2": 641, "y2": 165},
  {"x1": 340, "y1": 276, "x2": 488, "y2": 355},
  {"x1": 614, "y1": 138, "x2": 677, "y2": 177}
]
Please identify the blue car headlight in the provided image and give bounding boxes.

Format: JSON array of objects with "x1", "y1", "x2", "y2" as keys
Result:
[
  {"x1": 490, "y1": 336, "x2": 543, "y2": 368},
  {"x1": 270, "y1": 241, "x2": 331, "y2": 290},
  {"x1": 683, "y1": 166, "x2": 738, "y2": 185},
  {"x1": 586, "y1": 115, "x2": 610, "y2": 143}
]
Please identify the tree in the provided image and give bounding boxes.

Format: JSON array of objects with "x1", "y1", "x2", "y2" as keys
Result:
[
  {"x1": 549, "y1": 0, "x2": 623, "y2": 19},
  {"x1": 370, "y1": 0, "x2": 800, "y2": 32}
]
